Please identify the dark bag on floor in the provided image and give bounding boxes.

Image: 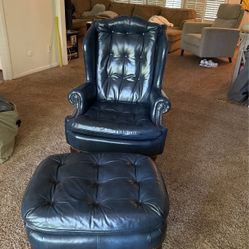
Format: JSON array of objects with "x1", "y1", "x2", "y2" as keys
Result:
[
  {"x1": 0, "y1": 96, "x2": 20, "y2": 163},
  {"x1": 228, "y1": 50, "x2": 249, "y2": 104}
]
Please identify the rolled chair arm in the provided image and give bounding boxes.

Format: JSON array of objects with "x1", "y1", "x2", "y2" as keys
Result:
[
  {"x1": 182, "y1": 22, "x2": 212, "y2": 34},
  {"x1": 150, "y1": 89, "x2": 171, "y2": 126},
  {"x1": 68, "y1": 82, "x2": 96, "y2": 116}
]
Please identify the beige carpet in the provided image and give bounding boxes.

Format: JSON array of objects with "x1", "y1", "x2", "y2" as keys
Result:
[{"x1": 0, "y1": 51, "x2": 248, "y2": 249}]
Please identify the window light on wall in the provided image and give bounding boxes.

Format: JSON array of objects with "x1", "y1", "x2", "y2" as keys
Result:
[
  {"x1": 165, "y1": 0, "x2": 182, "y2": 8},
  {"x1": 113, "y1": 0, "x2": 165, "y2": 4},
  {"x1": 164, "y1": 0, "x2": 227, "y2": 20},
  {"x1": 204, "y1": 0, "x2": 227, "y2": 20}
]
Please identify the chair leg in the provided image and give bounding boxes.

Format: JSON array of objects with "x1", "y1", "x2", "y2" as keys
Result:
[
  {"x1": 228, "y1": 57, "x2": 232, "y2": 63},
  {"x1": 180, "y1": 49, "x2": 184, "y2": 56}
]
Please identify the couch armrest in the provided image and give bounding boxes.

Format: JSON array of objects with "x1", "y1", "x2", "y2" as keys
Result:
[
  {"x1": 150, "y1": 88, "x2": 171, "y2": 126},
  {"x1": 200, "y1": 27, "x2": 240, "y2": 55},
  {"x1": 182, "y1": 22, "x2": 212, "y2": 34},
  {"x1": 68, "y1": 82, "x2": 96, "y2": 116}
]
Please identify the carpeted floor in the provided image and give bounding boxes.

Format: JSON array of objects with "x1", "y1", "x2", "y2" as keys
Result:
[{"x1": 0, "y1": 50, "x2": 248, "y2": 249}]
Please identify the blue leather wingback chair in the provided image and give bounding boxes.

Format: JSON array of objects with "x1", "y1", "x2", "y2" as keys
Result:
[{"x1": 65, "y1": 16, "x2": 171, "y2": 156}]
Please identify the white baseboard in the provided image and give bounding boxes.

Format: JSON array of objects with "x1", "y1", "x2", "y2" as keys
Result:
[{"x1": 13, "y1": 63, "x2": 59, "y2": 79}]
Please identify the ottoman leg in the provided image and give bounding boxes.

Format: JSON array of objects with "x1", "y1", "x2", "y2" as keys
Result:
[
  {"x1": 70, "y1": 146, "x2": 81, "y2": 153},
  {"x1": 150, "y1": 155, "x2": 157, "y2": 161}
]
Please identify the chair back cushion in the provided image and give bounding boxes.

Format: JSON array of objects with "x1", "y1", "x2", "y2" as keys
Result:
[
  {"x1": 212, "y1": 4, "x2": 244, "y2": 28},
  {"x1": 72, "y1": 0, "x2": 91, "y2": 18},
  {"x1": 109, "y1": 2, "x2": 135, "y2": 16},
  {"x1": 95, "y1": 17, "x2": 163, "y2": 103},
  {"x1": 132, "y1": 4, "x2": 161, "y2": 20},
  {"x1": 160, "y1": 8, "x2": 196, "y2": 29}
]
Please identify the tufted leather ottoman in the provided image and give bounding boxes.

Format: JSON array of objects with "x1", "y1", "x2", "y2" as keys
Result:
[{"x1": 21, "y1": 152, "x2": 169, "y2": 249}]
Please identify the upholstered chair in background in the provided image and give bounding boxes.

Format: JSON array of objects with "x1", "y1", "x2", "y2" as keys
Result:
[
  {"x1": 65, "y1": 16, "x2": 171, "y2": 156},
  {"x1": 180, "y1": 4, "x2": 244, "y2": 62}
]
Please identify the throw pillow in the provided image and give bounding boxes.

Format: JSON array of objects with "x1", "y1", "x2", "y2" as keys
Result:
[
  {"x1": 149, "y1": 15, "x2": 174, "y2": 27},
  {"x1": 96, "y1": 10, "x2": 119, "y2": 19},
  {"x1": 82, "y1": 4, "x2": 105, "y2": 17}
]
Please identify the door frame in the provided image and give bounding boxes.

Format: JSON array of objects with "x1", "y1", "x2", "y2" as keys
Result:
[{"x1": 0, "y1": 0, "x2": 13, "y2": 80}]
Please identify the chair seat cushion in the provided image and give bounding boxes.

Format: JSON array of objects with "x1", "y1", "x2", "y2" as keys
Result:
[
  {"x1": 22, "y1": 152, "x2": 169, "y2": 249},
  {"x1": 183, "y1": 33, "x2": 202, "y2": 47},
  {"x1": 67, "y1": 101, "x2": 163, "y2": 140}
]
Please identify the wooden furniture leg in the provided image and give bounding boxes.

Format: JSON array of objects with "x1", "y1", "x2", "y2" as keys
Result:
[
  {"x1": 150, "y1": 155, "x2": 157, "y2": 161},
  {"x1": 70, "y1": 146, "x2": 81, "y2": 153}
]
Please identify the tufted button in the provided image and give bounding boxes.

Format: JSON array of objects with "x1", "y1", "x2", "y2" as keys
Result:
[
  {"x1": 129, "y1": 179, "x2": 138, "y2": 185},
  {"x1": 45, "y1": 200, "x2": 53, "y2": 207},
  {"x1": 135, "y1": 201, "x2": 142, "y2": 208},
  {"x1": 91, "y1": 182, "x2": 99, "y2": 188},
  {"x1": 49, "y1": 179, "x2": 59, "y2": 185},
  {"x1": 133, "y1": 180, "x2": 139, "y2": 186},
  {"x1": 91, "y1": 202, "x2": 100, "y2": 208}
]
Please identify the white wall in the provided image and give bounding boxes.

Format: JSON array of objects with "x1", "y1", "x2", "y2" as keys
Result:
[{"x1": 2, "y1": 0, "x2": 67, "y2": 79}]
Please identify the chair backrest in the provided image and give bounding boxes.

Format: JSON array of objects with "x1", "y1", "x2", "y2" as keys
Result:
[
  {"x1": 212, "y1": 4, "x2": 244, "y2": 29},
  {"x1": 83, "y1": 16, "x2": 168, "y2": 103}
]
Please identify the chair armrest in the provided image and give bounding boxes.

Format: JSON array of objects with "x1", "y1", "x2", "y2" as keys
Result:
[
  {"x1": 201, "y1": 27, "x2": 240, "y2": 54},
  {"x1": 68, "y1": 82, "x2": 96, "y2": 116},
  {"x1": 150, "y1": 89, "x2": 171, "y2": 126},
  {"x1": 202, "y1": 27, "x2": 240, "y2": 40},
  {"x1": 182, "y1": 22, "x2": 212, "y2": 34}
]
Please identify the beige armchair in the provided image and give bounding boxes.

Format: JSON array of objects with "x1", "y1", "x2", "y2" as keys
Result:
[{"x1": 180, "y1": 4, "x2": 244, "y2": 62}]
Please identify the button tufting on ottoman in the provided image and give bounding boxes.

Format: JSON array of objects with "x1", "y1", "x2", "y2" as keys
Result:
[{"x1": 21, "y1": 152, "x2": 169, "y2": 249}]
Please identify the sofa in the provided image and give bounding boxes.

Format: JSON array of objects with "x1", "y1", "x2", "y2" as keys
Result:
[{"x1": 71, "y1": 0, "x2": 196, "y2": 52}]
